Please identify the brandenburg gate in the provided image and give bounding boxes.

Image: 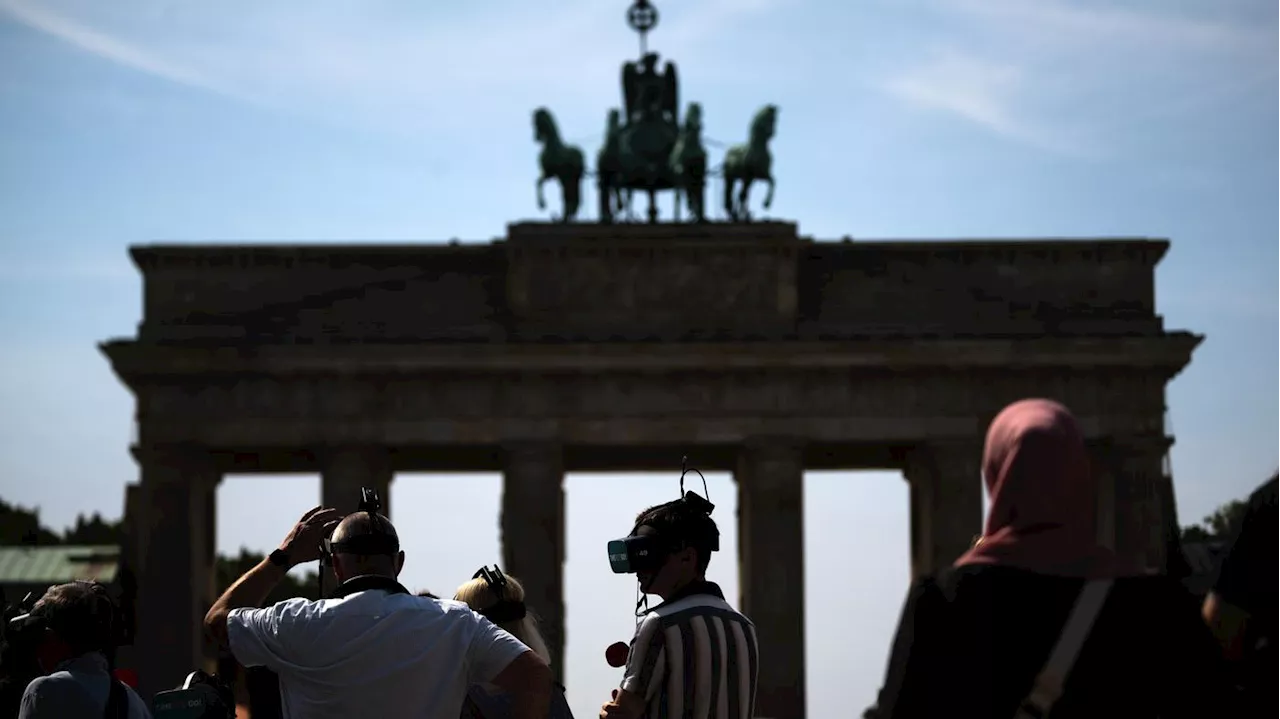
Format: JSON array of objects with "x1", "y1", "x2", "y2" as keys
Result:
[{"x1": 103, "y1": 221, "x2": 1199, "y2": 717}]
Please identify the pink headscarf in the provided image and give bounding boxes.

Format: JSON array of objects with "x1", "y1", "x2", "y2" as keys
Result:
[{"x1": 955, "y1": 398, "x2": 1130, "y2": 578}]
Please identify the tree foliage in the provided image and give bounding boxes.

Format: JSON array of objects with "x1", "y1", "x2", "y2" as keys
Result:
[
  {"x1": 0, "y1": 500, "x2": 62, "y2": 546},
  {"x1": 1179, "y1": 499, "x2": 1248, "y2": 544}
]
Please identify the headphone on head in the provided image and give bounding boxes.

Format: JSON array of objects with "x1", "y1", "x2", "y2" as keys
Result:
[
  {"x1": 5, "y1": 580, "x2": 119, "y2": 652},
  {"x1": 318, "y1": 487, "x2": 399, "y2": 598},
  {"x1": 471, "y1": 565, "x2": 528, "y2": 624},
  {"x1": 322, "y1": 487, "x2": 399, "y2": 559}
]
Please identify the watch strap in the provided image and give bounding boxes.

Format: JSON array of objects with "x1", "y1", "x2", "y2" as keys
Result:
[{"x1": 268, "y1": 549, "x2": 292, "y2": 568}]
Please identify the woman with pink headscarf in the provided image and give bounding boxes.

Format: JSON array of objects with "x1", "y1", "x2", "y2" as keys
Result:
[{"x1": 872, "y1": 399, "x2": 1238, "y2": 718}]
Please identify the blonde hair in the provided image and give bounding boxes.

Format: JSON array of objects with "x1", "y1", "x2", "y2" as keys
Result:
[{"x1": 454, "y1": 574, "x2": 552, "y2": 666}]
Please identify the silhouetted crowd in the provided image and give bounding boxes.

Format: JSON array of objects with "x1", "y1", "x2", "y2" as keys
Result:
[{"x1": 1, "y1": 398, "x2": 1274, "y2": 719}]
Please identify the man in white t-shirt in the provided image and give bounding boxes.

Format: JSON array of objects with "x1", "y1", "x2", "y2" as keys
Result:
[{"x1": 205, "y1": 505, "x2": 552, "y2": 719}]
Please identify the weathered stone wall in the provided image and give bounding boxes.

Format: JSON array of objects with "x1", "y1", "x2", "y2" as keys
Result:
[
  {"x1": 124, "y1": 361, "x2": 1178, "y2": 453},
  {"x1": 136, "y1": 244, "x2": 502, "y2": 342},
  {"x1": 129, "y1": 223, "x2": 1168, "y2": 344},
  {"x1": 798, "y1": 240, "x2": 1164, "y2": 337}
]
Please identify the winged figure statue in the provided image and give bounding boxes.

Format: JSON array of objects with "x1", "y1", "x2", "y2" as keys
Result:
[{"x1": 621, "y1": 52, "x2": 679, "y2": 126}]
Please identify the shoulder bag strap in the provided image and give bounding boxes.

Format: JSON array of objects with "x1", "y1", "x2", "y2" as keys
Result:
[
  {"x1": 103, "y1": 677, "x2": 129, "y2": 719},
  {"x1": 1014, "y1": 579, "x2": 1114, "y2": 719}
]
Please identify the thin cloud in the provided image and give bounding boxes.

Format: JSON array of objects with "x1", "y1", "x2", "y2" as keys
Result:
[
  {"x1": 881, "y1": 0, "x2": 1272, "y2": 155},
  {"x1": 0, "y1": 0, "x2": 248, "y2": 102},
  {"x1": 882, "y1": 51, "x2": 1085, "y2": 156},
  {"x1": 0, "y1": 0, "x2": 784, "y2": 138},
  {"x1": 944, "y1": 0, "x2": 1273, "y2": 56}
]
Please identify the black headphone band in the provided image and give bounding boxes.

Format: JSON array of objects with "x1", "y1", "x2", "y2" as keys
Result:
[
  {"x1": 479, "y1": 600, "x2": 528, "y2": 624},
  {"x1": 471, "y1": 565, "x2": 527, "y2": 623}
]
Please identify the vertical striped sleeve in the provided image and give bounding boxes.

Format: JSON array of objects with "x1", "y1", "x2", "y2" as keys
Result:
[
  {"x1": 646, "y1": 646, "x2": 667, "y2": 702},
  {"x1": 664, "y1": 624, "x2": 686, "y2": 719},
  {"x1": 689, "y1": 615, "x2": 714, "y2": 719},
  {"x1": 622, "y1": 614, "x2": 668, "y2": 697},
  {"x1": 729, "y1": 619, "x2": 753, "y2": 719},
  {"x1": 711, "y1": 616, "x2": 730, "y2": 719}
]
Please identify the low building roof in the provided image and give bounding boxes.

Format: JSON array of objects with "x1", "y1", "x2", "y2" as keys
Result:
[{"x1": 0, "y1": 545, "x2": 120, "y2": 585}]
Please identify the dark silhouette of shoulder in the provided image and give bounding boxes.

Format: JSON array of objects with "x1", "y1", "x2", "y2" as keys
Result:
[{"x1": 877, "y1": 565, "x2": 1238, "y2": 719}]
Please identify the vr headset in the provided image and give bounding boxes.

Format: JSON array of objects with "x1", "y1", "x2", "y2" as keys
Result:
[
  {"x1": 152, "y1": 670, "x2": 235, "y2": 719},
  {"x1": 608, "y1": 458, "x2": 719, "y2": 574}
]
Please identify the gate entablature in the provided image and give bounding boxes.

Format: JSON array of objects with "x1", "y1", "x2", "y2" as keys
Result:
[{"x1": 126, "y1": 225, "x2": 1173, "y2": 345}]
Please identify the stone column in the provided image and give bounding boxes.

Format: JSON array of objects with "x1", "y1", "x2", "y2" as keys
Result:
[
  {"x1": 905, "y1": 442, "x2": 983, "y2": 578},
  {"x1": 501, "y1": 442, "x2": 566, "y2": 682},
  {"x1": 132, "y1": 447, "x2": 220, "y2": 703},
  {"x1": 113, "y1": 484, "x2": 145, "y2": 673},
  {"x1": 1090, "y1": 445, "x2": 1118, "y2": 552},
  {"x1": 321, "y1": 447, "x2": 393, "y2": 516},
  {"x1": 201, "y1": 479, "x2": 220, "y2": 672},
  {"x1": 736, "y1": 437, "x2": 805, "y2": 719},
  {"x1": 1093, "y1": 438, "x2": 1170, "y2": 573}
]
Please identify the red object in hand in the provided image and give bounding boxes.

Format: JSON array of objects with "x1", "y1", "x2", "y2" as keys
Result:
[
  {"x1": 113, "y1": 668, "x2": 139, "y2": 688},
  {"x1": 606, "y1": 641, "x2": 630, "y2": 668}
]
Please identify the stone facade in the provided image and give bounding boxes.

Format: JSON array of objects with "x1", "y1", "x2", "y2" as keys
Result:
[{"x1": 102, "y1": 222, "x2": 1199, "y2": 718}]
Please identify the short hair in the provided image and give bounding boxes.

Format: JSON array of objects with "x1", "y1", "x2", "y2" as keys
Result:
[
  {"x1": 635, "y1": 499, "x2": 720, "y2": 573},
  {"x1": 31, "y1": 581, "x2": 116, "y2": 656}
]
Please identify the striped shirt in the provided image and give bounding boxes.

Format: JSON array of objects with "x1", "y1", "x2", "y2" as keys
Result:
[{"x1": 620, "y1": 582, "x2": 758, "y2": 719}]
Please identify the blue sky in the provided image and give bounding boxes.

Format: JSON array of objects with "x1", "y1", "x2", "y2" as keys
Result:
[{"x1": 0, "y1": 0, "x2": 1275, "y2": 714}]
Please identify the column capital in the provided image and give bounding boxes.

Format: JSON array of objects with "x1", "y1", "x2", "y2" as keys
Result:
[
  {"x1": 501, "y1": 440, "x2": 564, "y2": 459},
  {"x1": 1089, "y1": 435, "x2": 1172, "y2": 461},
  {"x1": 132, "y1": 444, "x2": 220, "y2": 487},
  {"x1": 318, "y1": 444, "x2": 393, "y2": 468},
  {"x1": 904, "y1": 440, "x2": 983, "y2": 480},
  {"x1": 740, "y1": 435, "x2": 804, "y2": 460}
]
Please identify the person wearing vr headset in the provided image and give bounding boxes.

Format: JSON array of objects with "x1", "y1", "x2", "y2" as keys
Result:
[
  {"x1": 599, "y1": 468, "x2": 758, "y2": 719},
  {"x1": 204, "y1": 493, "x2": 553, "y2": 719},
  {"x1": 13, "y1": 580, "x2": 150, "y2": 718},
  {"x1": 453, "y1": 567, "x2": 574, "y2": 719}
]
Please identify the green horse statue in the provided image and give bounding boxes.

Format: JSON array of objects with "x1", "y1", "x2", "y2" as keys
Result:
[
  {"x1": 670, "y1": 102, "x2": 708, "y2": 222},
  {"x1": 532, "y1": 107, "x2": 585, "y2": 222},
  {"x1": 596, "y1": 108, "x2": 632, "y2": 220},
  {"x1": 722, "y1": 104, "x2": 778, "y2": 222}
]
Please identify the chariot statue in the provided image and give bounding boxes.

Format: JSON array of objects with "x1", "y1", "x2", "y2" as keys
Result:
[
  {"x1": 592, "y1": 0, "x2": 708, "y2": 224},
  {"x1": 596, "y1": 49, "x2": 705, "y2": 224},
  {"x1": 528, "y1": 0, "x2": 776, "y2": 224}
]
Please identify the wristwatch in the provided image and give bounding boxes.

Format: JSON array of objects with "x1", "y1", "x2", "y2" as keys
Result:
[{"x1": 268, "y1": 549, "x2": 292, "y2": 569}]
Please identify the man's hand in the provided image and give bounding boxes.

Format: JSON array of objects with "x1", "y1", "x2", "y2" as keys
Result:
[
  {"x1": 204, "y1": 506, "x2": 337, "y2": 649},
  {"x1": 600, "y1": 688, "x2": 644, "y2": 719},
  {"x1": 278, "y1": 506, "x2": 342, "y2": 565}
]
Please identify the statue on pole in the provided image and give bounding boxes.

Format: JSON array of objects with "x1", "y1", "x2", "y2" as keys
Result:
[{"x1": 595, "y1": 0, "x2": 693, "y2": 224}]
